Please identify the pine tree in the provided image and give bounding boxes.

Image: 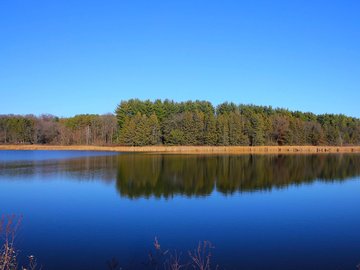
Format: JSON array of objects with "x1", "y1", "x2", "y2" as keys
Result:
[
  {"x1": 148, "y1": 113, "x2": 161, "y2": 145},
  {"x1": 216, "y1": 114, "x2": 230, "y2": 146},
  {"x1": 204, "y1": 113, "x2": 217, "y2": 145},
  {"x1": 249, "y1": 113, "x2": 265, "y2": 146},
  {"x1": 228, "y1": 112, "x2": 249, "y2": 145},
  {"x1": 119, "y1": 116, "x2": 136, "y2": 145}
]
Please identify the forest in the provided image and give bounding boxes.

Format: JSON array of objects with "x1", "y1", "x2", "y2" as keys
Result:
[{"x1": 0, "y1": 99, "x2": 359, "y2": 146}]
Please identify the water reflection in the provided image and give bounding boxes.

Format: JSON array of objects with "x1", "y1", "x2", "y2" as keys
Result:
[
  {"x1": 0, "y1": 155, "x2": 117, "y2": 183},
  {"x1": 1, "y1": 153, "x2": 360, "y2": 198},
  {"x1": 115, "y1": 154, "x2": 360, "y2": 198}
]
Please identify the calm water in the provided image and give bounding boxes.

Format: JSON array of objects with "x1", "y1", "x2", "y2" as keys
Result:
[{"x1": 1, "y1": 151, "x2": 360, "y2": 270}]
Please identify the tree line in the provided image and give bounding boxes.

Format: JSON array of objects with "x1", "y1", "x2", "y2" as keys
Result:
[
  {"x1": 116, "y1": 99, "x2": 360, "y2": 146},
  {"x1": 0, "y1": 114, "x2": 117, "y2": 145},
  {"x1": 1, "y1": 99, "x2": 359, "y2": 146}
]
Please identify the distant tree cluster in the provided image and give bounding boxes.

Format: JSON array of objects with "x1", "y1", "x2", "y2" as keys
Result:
[
  {"x1": 115, "y1": 99, "x2": 360, "y2": 146},
  {"x1": 1, "y1": 99, "x2": 359, "y2": 146},
  {"x1": 0, "y1": 114, "x2": 117, "y2": 145}
]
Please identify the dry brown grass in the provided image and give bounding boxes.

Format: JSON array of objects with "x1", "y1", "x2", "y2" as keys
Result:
[
  {"x1": 148, "y1": 237, "x2": 217, "y2": 270},
  {"x1": 1, "y1": 145, "x2": 360, "y2": 154},
  {"x1": 0, "y1": 215, "x2": 40, "y2": 270},
  {"x1": 0, "y1": 215, "x2": 22, "y2": 270}
]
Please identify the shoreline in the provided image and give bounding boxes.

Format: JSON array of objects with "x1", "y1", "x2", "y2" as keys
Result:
[{"x1": 1, "y1": 145, "x2": 360, "y2": 154}]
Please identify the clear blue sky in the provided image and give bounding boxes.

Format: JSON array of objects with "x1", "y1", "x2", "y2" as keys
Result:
[{"x1": 0, "y1": 0, "x2": 359, "y2": 117}]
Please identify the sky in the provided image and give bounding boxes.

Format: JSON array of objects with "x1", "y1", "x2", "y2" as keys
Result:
[{"x1": 0, "y1": 0, "x2": 359, "y2": 117}]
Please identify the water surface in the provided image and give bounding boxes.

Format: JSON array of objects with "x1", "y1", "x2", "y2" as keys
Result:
[{"x1": 1, "y1": 151, "x2": 360, "y2": 269}]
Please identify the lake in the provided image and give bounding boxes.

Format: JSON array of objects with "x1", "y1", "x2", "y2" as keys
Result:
[{"x1": 0, "y1": 150, "x2": 360, "y2": 270}]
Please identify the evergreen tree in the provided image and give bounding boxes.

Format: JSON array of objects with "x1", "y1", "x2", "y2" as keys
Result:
[
  {"x1": 119, "y1": 116, "x2": 136, "y2": 145},
  {"x1": 148, "y1": 113, "x2": 161, "y2": 145},
  {"x1": 204, "y1": 113, "x2": 217, "y2": 145},
  {"x1": 216, "y1": 114, "x2": 230, "y2": 146},
  {"x1": 228, "y1": 112, "x2": 249, "y2": 145}
]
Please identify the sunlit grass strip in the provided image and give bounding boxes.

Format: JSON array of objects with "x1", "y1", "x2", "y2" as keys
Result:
[{"x1": 1, "y1": 145, "x2": 360, "y2": 154}]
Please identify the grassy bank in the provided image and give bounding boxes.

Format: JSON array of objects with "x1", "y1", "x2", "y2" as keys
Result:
[{"x1": 1, "y1": 145, "x2": 360, "y2": 154}]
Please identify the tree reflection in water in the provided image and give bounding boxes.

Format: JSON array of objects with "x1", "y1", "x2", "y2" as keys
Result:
[
  {"x1": 1, "y1": 153, "x2": 360, "y2": 199},
  {"x1": 115, "y1": 154, "x2": 360, "y2": 198}
]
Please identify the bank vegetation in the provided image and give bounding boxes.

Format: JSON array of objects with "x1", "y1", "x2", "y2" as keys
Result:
[{"x1": 1, "y1": 99, "x2": 360, "y2": 147}]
